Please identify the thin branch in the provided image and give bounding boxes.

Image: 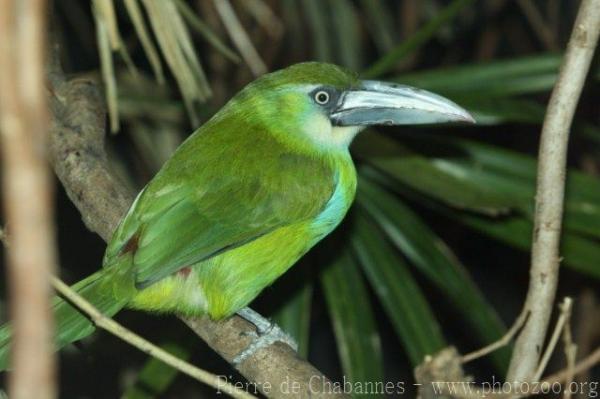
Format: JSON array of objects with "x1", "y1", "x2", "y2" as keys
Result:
[
  {"x1": 561, "y1": 304, "x2": 576, "y2": 399},
  {"x1": 516, "y1": 0, "x2": 558, "y2": 51},
  {"x1": 0, "y1": 227, "x2": 7, "y2": 247},
  {"x1": 124, "y1": 0, "x2": 165, "y2": 84},
  {"x1": 547, "y1": 0, "x2": 560, "y2": 38},
  {"x1": 418, "y1": 309, "x2": 597, "y2": 399},
  {"x1": 238, "y1": 0, "x2": 283, "y2": 39},
  {"x1": 573, "y1": 290, "x2": 598, "y2": 387},
  {"x1": 532, "y1": 298, "x2": 572, "y2": 382},
  {"x1": 213, "y1": 0, "x2": 267, "y2": 76},
  {"x1": 0, "y1": 1, "x2": 57, "y2": 398},
  {"x1": 46, "y1": 29, "x2": 347, "y2": 399},
  {"x1": 174, "y1": 0, "x2": 240, "y2": 63},
  {"x1": 49, "y1": 276, "x2": 255, "y2": 399},
  {"x1": 94, "y1": 7, "x2": 120, "y2": 133},
  {"x1": 419, "y1": 347, "x2": 600, "y2": 399},
  {"x1": 461, "y1": 309, "x2": 529, "y2": 364},
  {"x1": 542, "y1": 346, "x2": 600, "y2": 386},
  {"x1": 506, "y1": 0, "x2": 600, "y2": 383}
]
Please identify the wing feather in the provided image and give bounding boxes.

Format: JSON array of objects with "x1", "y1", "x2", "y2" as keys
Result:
[{"x1": 104, "y1": 124, "x2": 335, "y2": 288}]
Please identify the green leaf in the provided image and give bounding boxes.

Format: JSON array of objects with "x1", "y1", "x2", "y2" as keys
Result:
[
  {"x1": 363, "y1": 0, "x2": 476, "y2": 78},
  {"x1": 301, "y1": 0, "x2": 333, "y2": 62},
  {"x1": 320, "y1": 246, "x2": 384, "y2": 390},
  {"x1": 393, "y1": 54, "x2": 561, "y2": 97},
  {"x1": 367, "y1": 158, "x2": 600, "y2": 280},
  {"x1": 439, "y1": 137, "x2": 600, "y2": 203},
  {"x1": 329, "y1": 0, "x2": 362, "y2": 70},
  {"x1": 358, "y1": 0, "x2": 396, "y2": 53},
  {"x1": 354, "y1": 133, "x2": 517, "y2": 215},
  {"x1": 351, "y1": 212, "x2": 446, "y2": 365},
  {"x1": 358, "y1": 133, "x2": 600, "y2": 240},
  {"x1": 455, "y1": 213, "x2": 600, "y2": 279},
  {"x1": 422, "y1": 136, "x2": 600, "y2": 239},
  {"x1": 356, "y1": 178, "x2": 510, "y2": 369},
  {"x1": 272, "y1": 281, "x2": 313, "y2": 359},
  {"x1": 457, "y1": 97, "x2": 546, "y2": 125},
  {"x1": 393, "y1": 53, "x2": 600, "y2": 97}
]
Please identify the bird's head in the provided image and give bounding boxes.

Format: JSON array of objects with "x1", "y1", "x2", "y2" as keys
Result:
[{"x1": 226, "y1": 62, "x2": 474, "y2": 152}]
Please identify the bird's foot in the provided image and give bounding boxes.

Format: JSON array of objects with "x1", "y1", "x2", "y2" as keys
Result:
[{"x1": 232, "y1": 307, "x2": 297, "y2": 366}]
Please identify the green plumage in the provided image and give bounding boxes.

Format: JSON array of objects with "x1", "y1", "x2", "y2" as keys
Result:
[
  {"x1": 0, "y1": 63, "x2": 359, "y2": 368},
  {"x1": 0, "y1": 61, "x2": 473, "y2": 369}
]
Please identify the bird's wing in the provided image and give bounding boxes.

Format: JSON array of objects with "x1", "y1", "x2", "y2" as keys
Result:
[{"x1": 104, "y1": 141, "x2": 335, "y2": 288}]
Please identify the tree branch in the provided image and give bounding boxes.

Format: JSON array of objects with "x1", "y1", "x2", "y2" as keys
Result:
[
  {"x1": 506, "y1": 0, "x2": 600, "y2": 383},
  {"x1": 0, "y1": 1, "x2": 57, "y2": 398},
  {"x1": 542, "y1": 346, "x2": 600, "y2": 387},
  {"x1": 46, "y1": 45, "x2": 346, "y2": 399},
  {"x1": 49, "y1": 276, "x2": 254, "y2": 399}
]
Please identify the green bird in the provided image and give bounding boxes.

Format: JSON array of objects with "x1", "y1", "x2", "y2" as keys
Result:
[{"x1": 0, "y1": 62, "x2": 473, "y2": 368}]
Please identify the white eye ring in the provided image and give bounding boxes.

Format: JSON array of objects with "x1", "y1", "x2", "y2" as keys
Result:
[{"x1": 314, "y1": 90, "x2": 330, "y2": 105}]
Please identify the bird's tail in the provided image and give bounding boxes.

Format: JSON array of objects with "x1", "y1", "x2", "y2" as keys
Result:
[{"x1": 0, "y1": 266, "x2": 133, "y2": 370}]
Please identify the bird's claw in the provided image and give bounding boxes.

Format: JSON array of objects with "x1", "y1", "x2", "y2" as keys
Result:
[{"x1": 232, "y1": 311, "x2": 297, "y2": 366}]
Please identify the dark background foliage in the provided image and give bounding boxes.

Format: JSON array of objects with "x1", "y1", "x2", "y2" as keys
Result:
[{"x1": 1, "y1": 0, "x2": 599, "y2": 397}]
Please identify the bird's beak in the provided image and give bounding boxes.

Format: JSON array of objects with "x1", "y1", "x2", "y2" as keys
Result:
[{"x1": 330, "y1": 80, "x2": 475, "y2": 126}]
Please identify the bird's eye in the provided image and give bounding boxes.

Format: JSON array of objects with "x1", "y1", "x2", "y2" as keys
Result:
[{"x1": 314, "y1": 90, "x2": 330, "y2": 105}]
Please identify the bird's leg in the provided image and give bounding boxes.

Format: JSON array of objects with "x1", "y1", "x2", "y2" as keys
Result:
[
  {"x1": 236, "y1": 307, "x2": 273, "y2": 334},
  {"x1": 232, "y1": 307, "x2": 298, "y2": 365}
]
